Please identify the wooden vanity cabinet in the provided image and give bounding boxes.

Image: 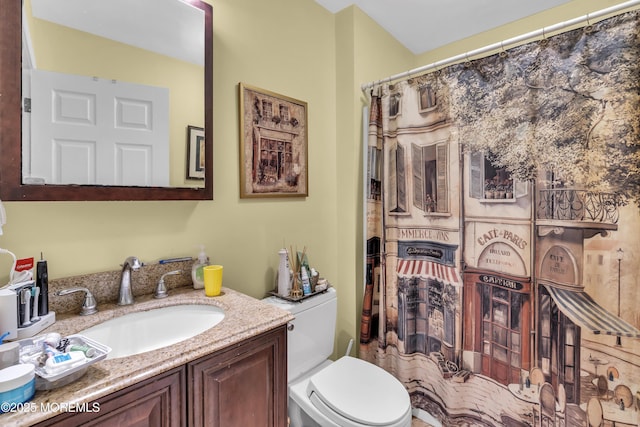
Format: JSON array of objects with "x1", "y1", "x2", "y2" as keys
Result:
[
  {"x1": 188, "y1": 325, "x2": 288, "y2": 427},
  {"x1": 32, "y1": 325, "x2": 287, "y2": 427},
  {"x1": 34, "y1": 366, "x2": 186, "y2": 427}
]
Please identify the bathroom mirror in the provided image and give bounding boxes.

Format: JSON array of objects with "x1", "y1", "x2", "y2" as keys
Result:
[{"x1": 0, "y1": 0, "x2": 213, "y2": 201}]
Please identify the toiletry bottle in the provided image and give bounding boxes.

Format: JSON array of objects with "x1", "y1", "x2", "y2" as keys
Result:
[
  {"x1": 191, "y1": 246, "x2": 210, "y2": 289},
  {"x1": 277, "y1": 249, "x2": 290, "y2": 297},
  {"x1": 300, "y1": 266, "x2": 312, "y2": 296},
  {"x1": 44, "y1": 351, "x2": 86, "y2": 374}
]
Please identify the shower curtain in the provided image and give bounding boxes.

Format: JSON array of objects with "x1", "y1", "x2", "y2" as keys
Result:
[{"x1": 360, "y1": 9, "x2": 640, "y2": 426}]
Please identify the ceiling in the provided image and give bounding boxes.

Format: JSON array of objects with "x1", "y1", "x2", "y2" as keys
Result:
[
  {"x1": 29, "y1": 0, "x2": 575, "y2": 65},
  {"x1": 315, "y1": 0, "x2": 573, "y2": 54},
  {"x1": 29, "y1": 0, "x2": 204, "y2": 66}
]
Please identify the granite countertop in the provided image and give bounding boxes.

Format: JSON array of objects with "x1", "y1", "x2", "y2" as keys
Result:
[{"x1": 2, "y1": 286, "x2": 293, "y2": 427}]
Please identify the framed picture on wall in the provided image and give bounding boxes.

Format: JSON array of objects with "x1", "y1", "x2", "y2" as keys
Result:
[
  {"x1": 187, "y1": 125, "x2": 205, "y2": 180},
  {"x1": 239, "y1": 83, "x2": 308, "y2": 198}
]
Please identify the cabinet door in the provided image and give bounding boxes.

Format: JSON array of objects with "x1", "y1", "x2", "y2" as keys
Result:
[
  {"x1": 188, "y1": 326, "x2": 287, "y2": 427},
  {"x1": 34, "y1": 366, "x2": 186, "y2": 427}
]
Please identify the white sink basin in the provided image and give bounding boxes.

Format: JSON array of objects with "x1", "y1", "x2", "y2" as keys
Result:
[{"x1": 79, "y1": 304, "x2": 225, "y2": 359}]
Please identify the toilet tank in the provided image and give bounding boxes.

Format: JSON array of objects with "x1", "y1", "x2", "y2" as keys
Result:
[{"x1": 263, "y1": 287, "x2": 337, "y2": 383}]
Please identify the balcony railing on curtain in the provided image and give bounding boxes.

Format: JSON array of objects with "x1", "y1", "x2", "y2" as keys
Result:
[{"x1": 537, "y1": 189, "x2": 620, "y2": 224}]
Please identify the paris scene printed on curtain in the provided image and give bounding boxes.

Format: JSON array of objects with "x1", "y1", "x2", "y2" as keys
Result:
[{"x1": 360, "y1": 10, "x2": 640, "y2": 427}]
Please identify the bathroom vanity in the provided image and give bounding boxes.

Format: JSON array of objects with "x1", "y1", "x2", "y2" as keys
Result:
[{"x1": 2, "y1": 287, "x2": 292, "y2": 427}]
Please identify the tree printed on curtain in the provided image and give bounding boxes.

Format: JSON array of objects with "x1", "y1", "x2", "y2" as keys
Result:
[{"x1": 361, "y1": 10, "x2": 640, "y2": 427}]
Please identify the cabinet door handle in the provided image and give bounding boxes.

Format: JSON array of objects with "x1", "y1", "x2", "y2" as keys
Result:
[{"x1": 287, "y1": 323, "x2": 295, "y2": 331}]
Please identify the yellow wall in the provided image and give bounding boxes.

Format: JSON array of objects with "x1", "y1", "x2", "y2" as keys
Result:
[
  {"x1": 3, "y1": 0, "x2": 340, "y2": 308},
  {"x1": 1, "y1": 0, "x2": 634, "y2": 359},
  {"x1": 334, "y1": 6, "x2": 414, "y2": 354}
]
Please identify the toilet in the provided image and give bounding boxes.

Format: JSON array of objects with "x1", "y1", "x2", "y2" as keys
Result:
[{"x1": 263, "y1": 287, "x2": 412, "y2": 427}]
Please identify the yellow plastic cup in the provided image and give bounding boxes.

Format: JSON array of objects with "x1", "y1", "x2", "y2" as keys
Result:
[{"x1": 203, "y1": 265, "x2": 223, "y2": 297}]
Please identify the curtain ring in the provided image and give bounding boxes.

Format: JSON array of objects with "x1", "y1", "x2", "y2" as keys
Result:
[
  {"x1": 584, "y1": 13, "x2": 594, "y2": 34},
  {"x1": 464, "y1": 53, "x2": 471, "y2": 68},
  {"x1": 406, "y1": 70, "x2": 414, "y2": 85},
  {"x1": 539, "y1": 27, "x2": 548, "y2": 46},
  {"x1": 499, "y1": 41, "x2": 507, "y2": 58},
  {"x1": 432, "y1": 62, "x2": 442, "y2": 76}
]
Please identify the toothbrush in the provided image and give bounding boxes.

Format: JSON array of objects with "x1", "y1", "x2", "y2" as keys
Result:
[
  {"x1": 31, "y1": 287, "x2": 40, "y2": 322},
  {"x1": 158, "y1": 256, "x2": 192, "y2": 264},
  {"x1": 21, "y1": 287, "x2": 32, "y2": 327}
]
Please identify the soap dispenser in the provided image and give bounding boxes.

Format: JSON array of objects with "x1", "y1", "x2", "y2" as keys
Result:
[{"x1": 191, "y1": 246, "x2": 210, "y2": 289}]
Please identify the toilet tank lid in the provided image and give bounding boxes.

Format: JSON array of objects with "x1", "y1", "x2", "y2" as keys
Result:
[{"x1": 307, "y1": 356, "x2": 411, "y2": 426}]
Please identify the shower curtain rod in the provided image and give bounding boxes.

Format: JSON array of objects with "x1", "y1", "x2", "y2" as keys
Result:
[{"x1": 361, "y1": 0, "x2": 640, "y2": 92}]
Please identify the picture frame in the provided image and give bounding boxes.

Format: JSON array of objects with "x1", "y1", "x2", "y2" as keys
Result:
[
  {"x1": 239, "y1": 83, "x2": 308, "y2": 198},
  {"x1": 186, "y1": 125, "x2": 205, "y2": 180}
]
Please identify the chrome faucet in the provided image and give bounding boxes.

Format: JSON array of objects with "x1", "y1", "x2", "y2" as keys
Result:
[{"x1": 118, "y1": 256, "x2": 143, "y2": 305}]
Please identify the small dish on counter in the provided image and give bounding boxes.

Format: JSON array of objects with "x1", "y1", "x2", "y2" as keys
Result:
[{"x1": 17, "y1": 333, "x2": 111, "y2": 390}]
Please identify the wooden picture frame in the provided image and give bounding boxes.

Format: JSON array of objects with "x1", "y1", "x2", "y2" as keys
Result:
[
  {"x1": 239, "y1": 83, "x2": 308, "y2": 198},
  {"x1": 187, "y1": 125, "x2": 205, "y2": 180}
]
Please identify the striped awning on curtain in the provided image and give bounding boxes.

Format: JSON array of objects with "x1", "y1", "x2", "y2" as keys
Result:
[
  {"x1": 396, "y1": 259, "x2": 460, "y2": 283},
  {"x1": 544, "y1": 285, "x2": 640, "y2": 338}
]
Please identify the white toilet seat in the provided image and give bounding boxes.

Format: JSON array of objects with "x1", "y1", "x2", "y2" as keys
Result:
[{"x1": 304, "y1": 356, "x2": 412, "y2": 427}]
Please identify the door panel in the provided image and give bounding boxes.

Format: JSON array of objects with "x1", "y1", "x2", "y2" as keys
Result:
[{"x1": 30, "y1": 70, "x2": 169, "y2": 186}]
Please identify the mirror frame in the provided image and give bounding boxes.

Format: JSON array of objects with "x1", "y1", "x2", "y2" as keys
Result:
[{"x1": 0, "y1": 0, "x2": 213, "y2": 201}]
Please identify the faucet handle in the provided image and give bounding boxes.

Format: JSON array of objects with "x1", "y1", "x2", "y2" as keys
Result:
[
  {"x1": 55, "y1": 287, "x2": 98, "y2": 316},
  {"x1": 155, "y1": 270, "x2": 181, "y2": 299}
]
